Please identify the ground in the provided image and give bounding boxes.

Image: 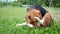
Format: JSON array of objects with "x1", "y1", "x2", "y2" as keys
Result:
[{"x1": 0, "y1": 7, "x2": 60, "y2": 34}]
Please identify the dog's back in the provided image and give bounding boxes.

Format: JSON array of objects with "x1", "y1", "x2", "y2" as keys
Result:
[{"x1": 27, "y1": 4, "x2": 47, "y2": 17}]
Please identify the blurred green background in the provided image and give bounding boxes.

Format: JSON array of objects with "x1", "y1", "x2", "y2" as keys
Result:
[
  {"x1": 0, "y1": 0, "x2": 60, "y2": 34},
  {"x1": 0, "y1": 0, "x2": 60, "y2": 7}
]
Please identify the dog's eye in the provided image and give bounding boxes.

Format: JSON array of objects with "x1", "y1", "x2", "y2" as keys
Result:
[{"x1": 28, "y1": 16, "x2": 31, "y2": 19}]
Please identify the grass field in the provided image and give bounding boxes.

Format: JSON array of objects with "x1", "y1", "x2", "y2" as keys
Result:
[{"x1": 0, "y1": 7, "x2": 60, "y2": 34}]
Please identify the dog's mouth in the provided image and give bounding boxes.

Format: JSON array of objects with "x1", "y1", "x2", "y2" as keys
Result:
[{"x1": 30, "y1": 17, "x2": 40, "y2": 27}]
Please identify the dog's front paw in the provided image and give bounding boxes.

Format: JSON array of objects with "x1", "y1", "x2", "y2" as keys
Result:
[
  {"x1": 34, "y1": 17, "x2": 44, "y2": 25},
  {"x1": 27, "y1": 24, "x2": 33, "y2": 27},
  {"x1": 34, "y1": 17, "x2": 40, "y2": 21}
]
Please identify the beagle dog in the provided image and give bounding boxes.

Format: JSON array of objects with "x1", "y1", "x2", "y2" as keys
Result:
[
  {"x1": 26, "y1": 8, "x2": 42, "y2": 27},
  {"x1": 16, "y1": 4, "x2": 52, "y2": 27},
  {"x1": 26, "y1": 4, "x2": 52, "y2": 27}
]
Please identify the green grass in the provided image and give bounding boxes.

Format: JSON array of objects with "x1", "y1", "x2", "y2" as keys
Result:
[{"x1": 0, "y1": 7, "x2": 60, "y2": 34}]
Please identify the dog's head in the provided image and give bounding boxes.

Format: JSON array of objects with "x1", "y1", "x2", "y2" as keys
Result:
[{"x1": 26, "y1": 8, "x2": 42, "y2": 27}]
